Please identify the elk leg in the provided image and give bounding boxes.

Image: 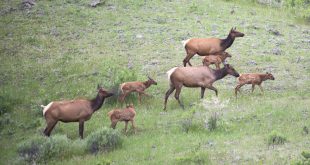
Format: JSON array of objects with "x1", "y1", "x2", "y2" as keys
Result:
[
  {"x1": 201, "y1": 87, "x2": 206, "y2": 99},
  {"x1": 183, "y1": 51, "x2": 195, "y2": 67},
  {"x1": 79, "y1": 120, "x2": 84, "y2": 139},
  {"x1": 44, "y1": 120, "x2": 58, "y2": 137},
  {"x1": 258, "y1": 84, "x2": 264, "y2": 93},
  {"x1": 131, "y1": 120, "x2": 136, "y2": 134},
  {"x1": 124, "y1": 121, "x2": 128, "y2": 133},
  {"x1": 138, "y1": 93, "x2": 142, "y2": 104},
  {"x1": 111, "y1": 120, "x2": 117, "y2": 129},
  {"x1": 175, "y1": 85, "x2": 184, "y2": 109},
  {"x1": 207, "y1": 85, "x2": 218, "y2": 96},
  {"x1": 251, "y1": 84, "x2": 255, "y2": 93},
  {"x1": 215, "y1": 63, "x2": 220, "y2": 70},
  {"x1": 235, "y1": 84, "x2": 244, "y2": 97},
  {"x1": 164, "y1": 86, "x2": 175, "y2": 110}
]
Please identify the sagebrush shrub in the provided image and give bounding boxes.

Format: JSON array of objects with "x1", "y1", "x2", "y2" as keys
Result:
[
  {"x1": 86, "y1": 127, "x2": 122, "y2": 154},
  {"x1": 17, "y1": 135, "x2": 85, "y2": 163},
  {"x1": 267, "y1": 131, "x2": 287, "y2": 146}
]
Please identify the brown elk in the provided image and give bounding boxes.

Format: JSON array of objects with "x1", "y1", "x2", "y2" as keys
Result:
[
  {"x1": 202, "y1": 52, "x2": 232, "y2": 69},
  {"x1": 235, "y1": 72, "x2": 275, "y2": 97},
  {"x1": 163, "y1": 64, "x2": 240, "y2": 110},
  {"x1": 40, "y1": 85, "x2": 113, "y2": 139},
  {"x1": 118, "y1": 76, "x2": 157, "y2": 103},
  {"x1": 183, "y1": 27, "x2": 244, "y2": 67},
  {"x1": 108, "y1": 104, "x2": 136, "y2": 133}
]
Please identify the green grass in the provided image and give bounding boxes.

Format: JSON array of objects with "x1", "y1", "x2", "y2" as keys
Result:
[{"x1": 0, "y1": 0, "x2": 309, "y2": 164}]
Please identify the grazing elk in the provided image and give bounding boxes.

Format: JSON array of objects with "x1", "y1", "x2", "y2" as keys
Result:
[
  {"x1": 235, "y1": 72, "x2": 275, "y2": 97},
  {"x1": 40, "y1": 85, "x2": 113, "y2": 139},
  {"x1": 202, "y1": 52, "x2": 232, "y2": 69},
  {"x1": 163, "y1": 64, "x2": 239, "y2": 110},
  {"x1": 119, "y1": 76, "x2": 157, "y2": 103},
  {"x1": 183, "y1": 27, "x2": 244, "y2": 66},
  {"x1": 108, "y1": 104, "x2": 136, "y2": 133}
]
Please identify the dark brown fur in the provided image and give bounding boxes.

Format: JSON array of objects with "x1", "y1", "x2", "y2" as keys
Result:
[
  {"x1": 164, "y1": 64, "x2": 240, "y2": 110},
  {"x1": 235, "y1": 73, "x2": 275, "y2": 97},
  {"x1": 41, "y1": 85, "x2": 113, "y2": 139},
  {"x1": 183, "y1": 27, "x2": 244, "y2": 67}
]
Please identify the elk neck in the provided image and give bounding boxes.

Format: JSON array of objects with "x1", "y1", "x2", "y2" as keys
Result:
[
  {"x1": 90, "y1": 93, "x2": 105, "y2": 111},
  {"x1": 220, "y1": 33, "x2": 235, "y2": 50},
  {"x1": 143, "y1": 80, "x2": 152, "y2": 88},
  {"x1": 213, "y1": 67, "x2": 228, "y2": 81}
]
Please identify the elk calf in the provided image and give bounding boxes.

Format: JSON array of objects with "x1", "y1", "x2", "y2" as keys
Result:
[
  {"x1": 202, "y1": 52, "x2": 232, "y2": 69},
  {"x1": 235, "y1": 72, "x2": 275, "y2": 97},
  {"x1": 108, "y1": 104, "x2": 136, "y2": 133},
  {"x1": 119, "y1": 76, "x2": 157, "y2": 103},
  {"x1": 40, "y1": 85, "x2": 113, "y2": 139}
]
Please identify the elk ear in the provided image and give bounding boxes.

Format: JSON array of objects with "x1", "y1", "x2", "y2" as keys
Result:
[
  {"x1": 97, "y1": 84, "x2": 100, "y2": 89},
  {"x1": 234, "y1": 27, "x2": 236, "y2": 30},
  {"x1": 230, "y1": 27, "x2": 233, "y2": 31}
]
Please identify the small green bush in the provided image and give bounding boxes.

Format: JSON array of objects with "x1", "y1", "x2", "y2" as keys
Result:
[
  {"x1": 17, "y1": 136, "x2": 45, "y2": 163},
  {"x1": 86, "y1": 127, "x2": 122, "y2": 154},
  {"x1": 293, "y1": 151, "x2": 310, "y2": 165},
  {"x1": 17, "y1": 135, "x2": 85, "y2": 163},
  {"x1": 267, "y1": 131, "x2": 287, "y2": 146},
  {"x1": 207, "y1": 113, "x2": 218, "y2": 131},
  {"x1": 180, "y1": 109, "x2": 196, "y2": 133}
]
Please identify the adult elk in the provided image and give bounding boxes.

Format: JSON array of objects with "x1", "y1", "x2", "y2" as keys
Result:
[
  {"x1": 119, "y1": 76, "x2": 157, "y2": 103},
  {"x1": 183, "y1": 27, "x2": 244, "y2": 66},
  {"x1": 40, "y1": 85, "x2": 113, "y2": 139},
  {"x1": 163, "y1": 64, "x2": 239, "y2": 110}
]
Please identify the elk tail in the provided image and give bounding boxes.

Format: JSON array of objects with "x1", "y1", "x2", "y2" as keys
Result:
[
  {"x1": 182, "y1": 39, "x2": 191, "y2": 48},
  {"x1": 166, "y1": 67, "x2": 178, "y2": 85},
  {"x1": 41, "y1": 102, "x2": 53, "y2": 116}
]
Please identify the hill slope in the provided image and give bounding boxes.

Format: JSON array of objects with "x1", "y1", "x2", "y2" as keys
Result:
[{"x1": 0, "y1": 0, "x2": 309, "y2": 164}]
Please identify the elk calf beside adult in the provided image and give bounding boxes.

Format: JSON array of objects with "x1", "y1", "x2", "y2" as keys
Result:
[
  {"x1": 202, "y1": 52, "x2": 232, "y2": 69},
  {"x1": 164, "y1": 64, "x2": 240, "y2": 110},
  {"x1": 235, "y1": 72, "x2": 275, "y2": 97},
  {"x1": 119, "y1": 76, "x2": 157, "y2": 103},
  {"x1": 183, "y1": 27, "x2": 244, "y2": 67},
  {"x1": 41, "y1": 85, "x2": 113, "y2": 139},
  {"x1": 108, "y1": 104, "x2": 136, "y2": 133}
]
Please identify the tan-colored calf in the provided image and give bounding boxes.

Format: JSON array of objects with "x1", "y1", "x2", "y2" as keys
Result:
[
  {"x1": 108, "y1": 104, "x2": 136, "y2": 133},
  {"x1": 202, "y1": 52, "x2": 232, "y2": 69},
  {"x1": 235, "y1": 72, "x2": 275, "y2": 97}
]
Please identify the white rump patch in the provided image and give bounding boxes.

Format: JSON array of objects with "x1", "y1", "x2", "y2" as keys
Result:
[
  {"x1": 119, "y1": 83, "x2": 126, "y2": 94},
  {"x1": 166, "y1": 67, "x2": 178, "y2": 83},
  {"x1": 181, "y1": 39, "x2": 191, "y2": 48},
  {"x1": 42, "y1": 102, "x2": 53, "y2": 116}
]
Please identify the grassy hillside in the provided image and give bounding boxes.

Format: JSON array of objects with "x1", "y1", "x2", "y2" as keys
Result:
[{"x1": 0, "y1": 0, "x2": 309, "y2": 164}]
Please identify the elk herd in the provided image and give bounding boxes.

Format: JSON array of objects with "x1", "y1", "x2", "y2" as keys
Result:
[{"x1": 41, "y1": 27, "x2": 275, "y2": 138}]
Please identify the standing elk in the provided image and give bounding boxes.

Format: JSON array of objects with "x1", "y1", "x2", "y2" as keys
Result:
[
  {"x1": 235, "y1": 72, "x2": 275, "y2": 97},
  {"x1": 202, "y1": 52, "x2": 232, "y2": 69},
  {"x1": 40, "y1": 85, "x2": 113, "y2": 139},
  {"x1": 183, "y1": 27, "x2": 244, "y2": 67},
  {"x1": 108, "y1": 103, "x2": 136, "y2": 133},
  {"x1": 119, "y1": 76, "x2": 157, "y2": 103},
  {"x1": 164, "y1": 64, "x2": 240, "y2": 110}
]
